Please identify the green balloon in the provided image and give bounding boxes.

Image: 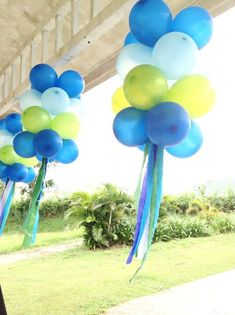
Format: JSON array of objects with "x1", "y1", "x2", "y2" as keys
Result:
[
  {"x1": 18, "y1": 156, "x2": 39, "y2": 167},
  {"x1": 0, "y1": 145, "x2": 19, "y2": 165},
  {"x1": 123, "y1": 65, "x2": 168, "y2": 110},
  {"x1": 22, "y1": 106, "x2": 51, "y2": 133},
  {"x1": 51, "y1": 113, "x2": 80, "y2": 139}
]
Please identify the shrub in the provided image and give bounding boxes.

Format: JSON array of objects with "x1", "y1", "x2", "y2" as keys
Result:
[
  {"x1": 65, "y1": 183, "x2": 135, "y2": 249},
  {"x1": 154, "y1": 216, "x2": 212, "y2": 242},
  {"x1": 160, "y1": 193, "x2": 195, "y2": 215},
  {"x1": 40, "y1": 197, "x2": 72, "y2": 217},
  {"x1": 10, "y1": 198, "x2": 30, "y2": 222},
  {"x1": 115, "y1": 215, "x2": 135, "y2": 245},
  {"x1": 211, "y1": 214, "x2": 235, "y2": 234}
]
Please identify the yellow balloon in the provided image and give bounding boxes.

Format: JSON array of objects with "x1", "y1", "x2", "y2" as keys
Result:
[
  {"x1": 163, "y1": 75, "x2": 216, "y2": 118},
  {"x1": 0, "y1": 145, "x2": 19, "y2": 165},
  {"x1": 17, "y1": 156, "x2": 39, "y2": 167},
  {"x1": 112, "y1": 87, "x2": 130, "y2": 114},
  {"x1": 123, "y1": 65, "x2": 168, "y2": 110},
  {"x1": 51, "y1": 113, "x2": 80, "y2": 139}
]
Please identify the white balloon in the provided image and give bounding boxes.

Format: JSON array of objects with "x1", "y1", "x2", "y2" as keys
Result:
[
  {"x1": 70, "y1": 97, "x2": 82, "y2": 107},
  {"x1": 20, "y1": 89, "x2": 42, "y2": 111},
  {"x1": 152, "y1": 32, "x2": 198, "y2": 80},
  {"x1": 67, "y1": 98, "x2": 85, "y2": 119},
  {"x1": 116, "y1": 43, "x2": 153, "y2": 80},
  {"x1": 0, "y1": 130, "x2": 14, "y2": 148}
]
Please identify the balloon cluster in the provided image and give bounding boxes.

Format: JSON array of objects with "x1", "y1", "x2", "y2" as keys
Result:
[
  {"x1": 0, "y1": 114, "x2": 37, "y2": 237},
  {"x1": 0, "y1": 114, "x2": 36, "y2": 184},
  {"x1": 112, "y1": 0, "x2": 216, "y2": 279},
  {"x1": 18, "y1": 64, "x2": 83, "y2": 164},
  {"x1": 17, "y1": 63, "x2": 84, "y2": 247}
]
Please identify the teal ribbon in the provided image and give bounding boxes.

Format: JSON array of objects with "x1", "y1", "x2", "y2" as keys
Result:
[{"x1": 23, "y1": 158, "x2": 47, "y2": 247}]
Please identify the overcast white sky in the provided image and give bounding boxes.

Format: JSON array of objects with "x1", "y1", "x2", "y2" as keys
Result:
[{"x1": 48, "y1": 7, "x2": 235, "y2": 196}]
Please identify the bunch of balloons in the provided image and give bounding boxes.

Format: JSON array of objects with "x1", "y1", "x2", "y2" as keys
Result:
[
  {"x1": 18, "y1": 63, "x2": 84, "y2": 247},
  {"x1": 112, "y1": 0, "x2": 216, "y2": 279},
  {"x1": 0, "y1": 114, "x2": 37, "y2": 236}
]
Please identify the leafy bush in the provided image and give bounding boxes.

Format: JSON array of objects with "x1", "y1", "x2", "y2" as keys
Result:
[
  {"x1": 40, "y1": 197, "x2": 72, "y2": 217},
  {"x1": 9, "y1": 198, "x2": 30, "y2": 222},
  {"x1": 208, "y1": 190, "x2": 235, "y2": 213},
  {"x1": 115, "y1": 215, "x2": 135, "y2": 245},
  {"x1": 9, "y1": 196, "x2": 73, "y2": 221},
  {"x1": 211, "y1": 214, "x2": 235, "y2": 234},
  {"x1": 154, "y1": 216, "x2": 212, "y2": 242},
  {"x1": 160, "y1": 193, "x2": 195, "y2": 215},
  {"x1": 65, "y1": 184, "x2": 135, "y2": 249}
]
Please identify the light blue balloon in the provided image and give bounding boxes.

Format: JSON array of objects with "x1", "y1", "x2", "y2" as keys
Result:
[
  {"x1": 124, "y1": 32, "x2": 139, "y2": 46},
  {"x1": 41, "y1": 87, "x2": 70, "y2": 115},
  {"x1": 0, "y1": 119, "x2": 6, "y2": 131},
  {"x1": 116, "y1": 43, "x2": 153, "y2": 80},
  {"x1": 166, "y1": 121, "x2": 203, "y2": 158},
  {"x1": 152, "y1": 32, "x2": 198, "y2": 80},
  {"x1": 171, "y1": 6, "x2": 213, "y2": 49},
  {"x1": 20, "y1": 89, "x2": 41, "y2": 111}
]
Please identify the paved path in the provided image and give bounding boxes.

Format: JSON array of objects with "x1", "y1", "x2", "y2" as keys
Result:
[
  {"x1": 0, "y1": 240, "x2": 81, "y2": 266},
  {"x1": 107, "y1": 270, "x2": 235, "y2": 315}
]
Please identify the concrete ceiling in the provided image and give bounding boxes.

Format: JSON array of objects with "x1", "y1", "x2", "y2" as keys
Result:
[{"x1": 0, "y1": 0, "x2": 234, "y2": 114}]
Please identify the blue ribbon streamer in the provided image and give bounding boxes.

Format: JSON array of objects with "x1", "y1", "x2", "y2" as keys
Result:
[
  {"x1": 127, "y1": 143, "x2": 156, "y2": 264},
  {"x1": 0, "y1": 182, "x2": 15, "y2": 236}
]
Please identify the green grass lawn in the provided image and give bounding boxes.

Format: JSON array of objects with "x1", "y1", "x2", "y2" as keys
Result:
[
  {"x1": 1, "y1": 233, "x2": 235, "y2": 315},
  {"x1": 0, "y1": 216, "x2": 82, "y2": 254}
]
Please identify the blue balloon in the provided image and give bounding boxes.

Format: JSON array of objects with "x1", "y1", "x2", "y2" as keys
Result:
[
  {"x1": 166, "y1": 121, "x2": 203, "y2": 158},
  {"x1": 5, "y1": 113, "x2": 22, "y2": 134},
  {"x1": 124, "y1": 31, "x2": 139, "y2": 46},
  {"x1": 0, "y1": 119, "x2": 6, "y2": 131},
  {"x1": 36, "y1": 154, "x2": 56, "y2": 163},
  {"x1": 113, "y1": 108, "x2": 148, "y2": 147},
  {"x1": 13, "y1": 131, "x2": 36, "y2": 158},
  {"x1": 57, "y1": 70, "x2": 85, "y2": 98},
  {"x1": 55, "y1": 139, "x2": 79, "y2": 164},
  {"x1": 23, "y1": 168, "x2": 36, "y2": 183},
  {"x1": 0, "y1": 162, "x2": 7, "y2": 178},
  {"x1": 6, "y1": 163, "x2": 28, "y2": 182},
  {"x1": 171, "y1": 6, "x2": 213, "y2": 49},
  {"x1": 137, "y1": 143, "x2": 147, "y2": 152},
  {"x1": 147, "y1": 102, "x2": 191, "y2": 146},
  {"x1": 34, "y1": 129, "x2": 62, "y2": 158},
  {"x1": 30, "y1": 64, "x2": 58, "y2": 93},
  {"x1": 129, "y1": 0, "x2": 172, "y2": 47}
]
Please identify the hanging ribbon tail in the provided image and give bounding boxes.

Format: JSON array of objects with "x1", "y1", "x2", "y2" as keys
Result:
[
  {"x1": 126, "y1": 143, "x2": 155, "y2": 264},
  {"x1": 31, "y1": 210, "x2": 39, "y2": 245},
  {"x1": 0, "y1": 180, "x2": 15, "y2": 236},
  {"x1": 23, "y1": 158, "x2": 47, "y2": 248},
  {"x1": 129, "y1": 146, "x2": 164, "y2": 283}
]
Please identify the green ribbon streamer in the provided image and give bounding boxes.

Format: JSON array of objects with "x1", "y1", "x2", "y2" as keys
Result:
[
  {"x1": 22, "y1": 158, "x2": 47, "y2": 248},
  {"x1": 130, "y1": 146, "x2": 164, "y2": 283}
]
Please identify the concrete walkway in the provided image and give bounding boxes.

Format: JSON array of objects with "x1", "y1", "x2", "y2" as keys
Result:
[
  {"x1": 0, "y1": 240, "x2": 81, "y2": 266},
  {"x1": 107, "y1": 270, "x2": 235, "y2": 315}
]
